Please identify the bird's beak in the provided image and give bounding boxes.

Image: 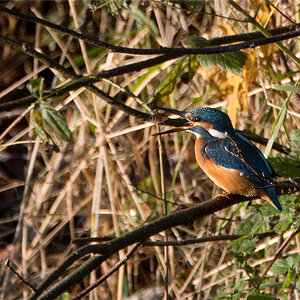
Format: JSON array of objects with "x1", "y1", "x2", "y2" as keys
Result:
[
  {"x1": 156, "y1": 107, "x2": 189, "y2": 119},
  {"x1": 153, "y1": 107, "x2": 193, "y2": 136}
]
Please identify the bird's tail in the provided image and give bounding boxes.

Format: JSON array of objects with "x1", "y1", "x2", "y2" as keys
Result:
[{"x1": 257, "y1": 186, "x2": 282, "y2": 211}]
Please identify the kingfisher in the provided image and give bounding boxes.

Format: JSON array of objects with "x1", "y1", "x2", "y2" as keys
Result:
[{"x1": 154, "y1": 107, "x2": 282, "y2": 211}]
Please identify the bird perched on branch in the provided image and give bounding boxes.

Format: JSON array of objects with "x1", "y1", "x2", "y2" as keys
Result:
[{"x1": 154, "y1": 107, "x2": 282, "y2": 211}]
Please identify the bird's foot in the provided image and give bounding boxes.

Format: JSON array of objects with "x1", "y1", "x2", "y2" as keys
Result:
[{"x1": 215, "y1": 192, "x2": 231, "y2": 200}]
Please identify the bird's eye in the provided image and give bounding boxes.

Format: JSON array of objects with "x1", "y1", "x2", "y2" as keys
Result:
[{"x1": 194, "y1": 117, "x2": 200, "y2": 122}]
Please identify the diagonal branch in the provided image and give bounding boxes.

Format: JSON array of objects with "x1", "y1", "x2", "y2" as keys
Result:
[
  {"x1": 70, "y1": 243, "x2": 142, "y2": 300},
  {"x1": 30, "y1": 193, "x2": 248, "y2": 300},
  {"x1": 29, "y1": 180, "x2": 300, "y2": 300},
  {"x1": 0, "y1": 34, "x2": 291, "y2": 154},
  {"x1": 1, "y1": 5, "x2": 300, "y2": 55}
]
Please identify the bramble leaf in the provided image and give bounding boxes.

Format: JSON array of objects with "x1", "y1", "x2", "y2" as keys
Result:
[
  {"x1": 182, "y1": 36, "x2": 210, "y2": 48},
  {"x1": 296, "y1": 280, "x2": 300, "y2": 291},
  {"x1": 290, "y1": 129, "x2": 300, "y2": 158},
  {"x1": 39, "y1": 101, "x2": 71, "y2": 141},
  {"x1": 200, "y1": 51, "x2": 247, "y2": 76},
  {"x1": 268, "y1": 156, "x2": 300, "y2": 178},
  {"x1": 246, "y1": 293, "x2": 275, "y2": 300},
  {"x1": 236, "y1": 213, "x2": 269, "y2": 235},
  {"x1": 274, "y1": 215, "x2": 293, "y2": 234},
  {"x1": 270, "y1": 258, "x2": 290, "y2": 275}
]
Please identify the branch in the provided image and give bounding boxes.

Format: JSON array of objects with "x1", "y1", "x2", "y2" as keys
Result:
[
  {"x1": 0, "y1": 5, "x2": 300, "y2": 55},
  {"x1": 73, "y1": 231, "x2": 277, "y2": 246},
  {"x1": 5, "y1": 259, "x2": 36, "y2": 292},
  {"x1": 1, "y1": 34, "x2": 290, "y2": 156},
  {"x1": 256, "y1": 227, "x2": 300, "y2": 289},
  {"x1": 30, "y1": 194, "x2": 247, "y2": 300},
  {"x1": 0, "y1": 34, "x2": 151, "y2": 120},
  {"x1": 30, "y1": 180, "x2": 300, "y2": 300},
  {"x1": 70, "y1": 243, "x2": 141, "y2": 300},
  {"x1": 0, "y1": 53, "x2": 179, "y2": 112}
]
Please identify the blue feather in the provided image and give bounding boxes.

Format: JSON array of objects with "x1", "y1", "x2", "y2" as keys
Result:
[
  {"x1": 190, "y1": 125, "x2": 282, "y2": 211},
  {"x1": 157, "y1": 106, "x2": 282, "y2": 211}
]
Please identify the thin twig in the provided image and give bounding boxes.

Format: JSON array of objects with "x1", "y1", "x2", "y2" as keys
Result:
[
  {"x1": 70, "y1": 243, "x2": 142, "y2": 300},
  {"x1": 71, "y1": 231, "x2": 278, "y2": 246},
  {"x1": 5, "y1": 259, "x2": 37, "y2": 292},
  {"x1": 256, "y1": 228, "x2": 300, "y2": 289}
]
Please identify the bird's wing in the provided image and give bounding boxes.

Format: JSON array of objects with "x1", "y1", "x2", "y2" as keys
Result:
[
  {"x1": 234, "y1": 133, "x2": 277, "y2": 178},
  {"x1": 203, "y1": 136, "x2": 272, "y2": 182},
  {"x1": 203, "y1": 135, "x2": 281, "y2": 210}
]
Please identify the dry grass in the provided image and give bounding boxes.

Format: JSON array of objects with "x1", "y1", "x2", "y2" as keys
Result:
[{"x1": 0, "y1": 1, "x2": 299, "y2": 299}]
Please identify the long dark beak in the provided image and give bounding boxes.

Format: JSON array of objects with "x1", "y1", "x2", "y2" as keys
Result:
[
  {"x1": 153, "y1": 107, "x2": 192, "y2": 136},
  {"x1": 156, "y1": 107, "x2": 189, "y2": 119},
  {"x1": 153, "y1": 127, "x2": 190, "y2": 136}
]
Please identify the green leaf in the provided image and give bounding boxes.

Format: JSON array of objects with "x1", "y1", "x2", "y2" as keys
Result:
[
  {"x1": 233, "y1": 278, "x2": 248, "y2": 291},
  {"x1": 39, "y1": 101, "x2": 71, "y2": 141},
  {"x1": 181, "y1": 55, "x2": 199, "y2": 84},
  {"x1": 295, "y1": 255, "x2": 300, "y2": 267},
  {"x1": 259, "y1": 282, "x2": 282, "y2": 289},
  {"x1": 295, "y1": 215, "x2": 300, "y2": 228},
  {"x1": 258, "y1": 203, "x2": 279, "y2": 217},
  {"x1": 131, "y1": 5, "x2": 158, "y2": 37},
  {"x1": 282, "y1": 270, "x2": 296, "y2": 290},
  {"x1": 33, "y1": 116, "x2": 48, "y2": 141},
  {"x1": 199, "y1": 51, "x2": 247, "y2": 76},
  {"x1": 58, "y1": 292, "x2": 70, "y2": 300},
  {"x1": 270, "y1": 258, "x2": 290, "y2": 275},
  {"x1": 87, "y1": 0, "x2": 129, "y2": 13},
  {"x1": 264, "y1": 97, "x2": 290, "y2": 158},
  {"x1": 296, "y1": 279, "x2": 300, "y2": 291},
  {"x1": 236, "y1": 213, "x2": 269, "y2": 235},
  {"x1": 284, "y1": 255, "x2": 300, "y2": 271},
  {"x1": 271, "y1": 70, "x2": 300, "y2": 83},
  {"x1": 286, "y1": 256, "x2": 296, "y2": 269},
  {"x1": 246, "y1": 292, "x2": 275, "y2": 300},
  {"x1": 227, "y1": 235, "x2": 248, "y2": 250},
  {"x1": 152, "y1": 57, "x2": 186, "y2": 103},
  {"x1": 274, "y1": 215, "x2": 293, "y2": 234},
  {"x1": 268, "y1": 156, "x2": 300, "y2": 178},
  {"x1": 290, "y1": 129, "x2": 300, "y2": 158},
  {"x1": 182, "y1": 36, "x2": 210, "y2": 48},
  {"x1": 271, "y1": 84, "x2": 300, "y2": 93},
  {"x1": 27, "y1": 77, "x2": 45, "y2": 99},
  {"x1": 229, "y1": 236, "x2": 257, "y2": 258},
  {"x1": 167, "y1": 0, "x2": 205, "y2": 5}
]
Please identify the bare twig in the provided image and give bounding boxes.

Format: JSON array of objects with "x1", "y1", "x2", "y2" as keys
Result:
[
  {"x1": 71, "y1": 243, "x2": 142, "y2": 300},
  {"x1": 5, "y1": 259, "x2": 37, "y2": 292},
  {"x1": 72, "y1": 231, "x2": 277, "y2": 247},
  {"x1": 256, "y1": 227, "x2": 300, "y2": 289}
]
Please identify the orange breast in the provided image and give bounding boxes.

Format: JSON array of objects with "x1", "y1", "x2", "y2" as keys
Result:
[{"x1": 195, "y1": 138, "x2": 255, "y2": 196}]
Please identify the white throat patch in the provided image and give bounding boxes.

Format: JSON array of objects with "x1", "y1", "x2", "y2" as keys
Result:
[{"x1": 208, "y1": 129, "x2": 226, "y2": 138}]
